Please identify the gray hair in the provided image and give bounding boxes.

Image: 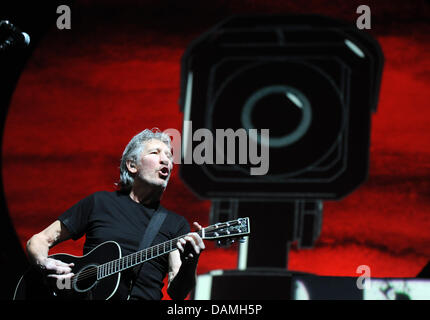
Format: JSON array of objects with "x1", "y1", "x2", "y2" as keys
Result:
[{"x1": 117, "y1": 128, "x2": 171, "y2": 191}]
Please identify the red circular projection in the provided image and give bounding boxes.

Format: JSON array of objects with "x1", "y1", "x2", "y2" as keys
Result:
[{"x1": 2, "y1": 2, "x2": 430, "y2": 300}]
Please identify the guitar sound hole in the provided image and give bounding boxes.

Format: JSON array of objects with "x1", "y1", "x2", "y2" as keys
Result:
[{"x1": 73, "y1": 265, "x2": 98, "y2": 292}]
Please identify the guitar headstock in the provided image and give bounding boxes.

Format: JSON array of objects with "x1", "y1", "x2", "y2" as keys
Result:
[{"x1": 202, "y1": 217, "x2": 250, "y2": 244}]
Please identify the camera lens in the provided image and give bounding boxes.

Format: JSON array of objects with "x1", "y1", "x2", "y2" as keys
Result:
[
  {"x1": 209, "y1": 61, "x2": 344, "y2": 176},
  {"x1": 241, "y1": 85, "x2": 312, "y2": 148}
]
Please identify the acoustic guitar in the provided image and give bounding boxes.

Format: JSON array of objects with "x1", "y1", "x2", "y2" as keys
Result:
[{"x1": 13, "y1": 217, "x2": 250, "y2": 300}]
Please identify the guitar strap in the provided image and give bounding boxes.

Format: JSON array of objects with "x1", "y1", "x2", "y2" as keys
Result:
[{"x1": 127, "y1": 205, "x2": 168, "y2": 299}]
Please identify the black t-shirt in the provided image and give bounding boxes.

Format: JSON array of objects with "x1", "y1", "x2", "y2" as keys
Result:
[{"x1": 58, "y1": 191, "x2": 190, "y2": 300}]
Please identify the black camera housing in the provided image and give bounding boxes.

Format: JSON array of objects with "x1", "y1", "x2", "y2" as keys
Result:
[{"x1": 179, "y1": 15, "x2": 384, "y2": 201}]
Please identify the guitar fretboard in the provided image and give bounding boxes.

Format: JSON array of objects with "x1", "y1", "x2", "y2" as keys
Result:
[
  {"x1": 96, "y1": 232, "x2": 200, "y2": 280},
  {"x1": 94, "y1": 217, "x2": 249, "y2": 280}
]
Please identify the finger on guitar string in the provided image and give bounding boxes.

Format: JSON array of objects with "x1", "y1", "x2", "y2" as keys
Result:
[
  {"x1": 176, "y1": 238, "x2": 196, "y2": 261},
  {"x1": 43, "y1": 257, "x2": 74, "y2": 274},
  {"x1": 47, "y1": 272, "x2": 75, "y2": 280},
  {"x1": 187, "y1": 232, "x2": 206, "y2": 252},
  {"x1": 176, "y1": 238, "x2": 186, "y2": 253},
  {"x1": 183, "y1": 235, "x2": 201, "y2": 255},
  {"x1": 192, "y1": 222, "x2": 203, "y2": 231}
]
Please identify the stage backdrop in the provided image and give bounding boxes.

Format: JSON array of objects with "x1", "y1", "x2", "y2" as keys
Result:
[{"x1": 2, "y1": 0, "x2": 429, "y2": 299}]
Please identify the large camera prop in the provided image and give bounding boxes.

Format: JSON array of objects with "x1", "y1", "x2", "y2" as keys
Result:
[{"x1": 178, "y1": 15, "x2": 384, "y2": 299}]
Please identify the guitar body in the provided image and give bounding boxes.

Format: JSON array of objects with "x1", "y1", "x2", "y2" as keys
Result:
[
  {"x1": 14, "y1": 217, "x2": 250, "y2": 300},
  {"x1": 14, "y1": 241, "x2": 122, "y2": 300}
]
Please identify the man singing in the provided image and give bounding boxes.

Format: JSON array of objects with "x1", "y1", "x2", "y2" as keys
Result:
[{"x1": 26, "y1": 128, "x2": 205, "y2": 300}]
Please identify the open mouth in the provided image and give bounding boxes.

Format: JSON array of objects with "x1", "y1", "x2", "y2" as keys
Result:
[{"x1": 159, "y1": 167, "x2": 170, "y2": 178}]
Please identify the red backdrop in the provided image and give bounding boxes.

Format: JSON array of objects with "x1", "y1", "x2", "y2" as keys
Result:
[{"x1": 2, "y1": 0, "x2": 429, "y2": 299}]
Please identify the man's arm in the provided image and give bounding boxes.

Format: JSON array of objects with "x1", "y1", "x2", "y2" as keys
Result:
[
  {"x1": 167, "y1": 250, "x2": 198, "y2": 300},
  {"x1": 167, "y1": 222, "x2": 205, "y2": 300},
  {"x1": 26, "y1": 220, "x2": 75, "y2": 278}
]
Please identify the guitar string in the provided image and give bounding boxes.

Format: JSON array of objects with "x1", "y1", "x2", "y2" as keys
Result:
[
  {"x1": 66, "y1": 227, "x2": 216, "y2": 283},
  {"x1": 69, "y1": 223, "x2": 245, "y2": 283},
  {"x1": 62, "y1": 222, "x2": 245, "y2": 285},
  {"x1": 68, "y1": 229, "x2": 204, "y2": 282},
  {"x1": 71, "y1": 229, "x2": 242, "y2": 283},
  {"x1": 68, "y1": 236, "x2": 184, "y2": 283},
  {"x1": 68, "y1": 248, "x2": 176, "y2": 284}
]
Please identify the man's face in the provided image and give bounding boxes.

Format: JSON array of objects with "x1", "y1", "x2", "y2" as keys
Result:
[{"x1": 133, "y1": 139, "x2": 173, "y2": 189}]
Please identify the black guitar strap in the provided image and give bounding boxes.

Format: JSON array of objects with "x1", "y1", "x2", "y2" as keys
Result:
[
  {"x1": 138, "y1": 205, "x2": 168, "y2": 253},
  {"x1": 127, "y1": 205, "x2": 168, "y2": 299}
]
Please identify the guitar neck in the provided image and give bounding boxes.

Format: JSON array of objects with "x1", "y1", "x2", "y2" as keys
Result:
[
  {"x1": 96, "y1": 231, "x2": 201, "y2": 280},
  {"x1": 95, "y1": 217, "x2": 250, "y2": 280}
]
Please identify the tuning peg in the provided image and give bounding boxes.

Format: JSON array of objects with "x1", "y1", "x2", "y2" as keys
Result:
[
  {"x1": 217, "y1": 240, "x2": 227, "y2": 247},
  {"x1": 216, "y1": 239, "x2": 234, "y2": 248}
]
